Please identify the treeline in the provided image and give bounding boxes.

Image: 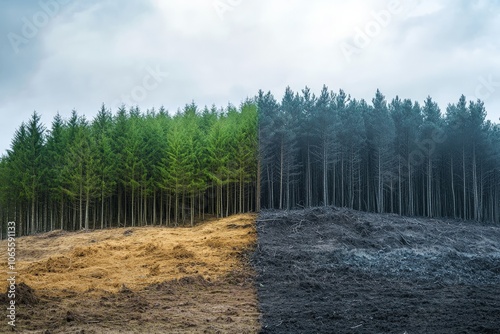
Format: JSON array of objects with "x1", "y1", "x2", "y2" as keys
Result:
[
  {"x1": 258, "y1": 87, "x2": 500, "y2": 223},
  {"x1": 2, "y1": 86, "x2": 499, "y2": 237},
  {"x1": 0, "y1": 102, "x2": 258, "y2": 236}
]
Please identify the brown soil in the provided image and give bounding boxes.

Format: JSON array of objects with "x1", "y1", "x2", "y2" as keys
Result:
[{"x1": 0, "y1": 214, "x2": 260, "y2": 333}]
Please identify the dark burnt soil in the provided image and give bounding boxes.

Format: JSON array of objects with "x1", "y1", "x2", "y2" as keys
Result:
[{"x1": 252, "y1": 207, "x2": 500, "y2": 334}]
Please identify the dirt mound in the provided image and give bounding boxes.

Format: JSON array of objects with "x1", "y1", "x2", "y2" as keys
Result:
[
  {"x1": 16, "y1": 282, "x2": 39, "y2": 305},
  {"x1": 0, "y1": 214, "x2": 260, "y2": 333},
  {"x1": 171, "y1": 244, "x2": 195, "y2": 259},
  {"x1": 0, "y1": 214, "x2": 257, "y2": 294},
  {"x1": 0, "y1": 282, "x2": 39, "y2": 306},
  {"x1": 253, "y1": 207, "x2": 500, "y2": 333},
  {"x1": 39, "y1": 229, "x2": 69, "y2": 239}
]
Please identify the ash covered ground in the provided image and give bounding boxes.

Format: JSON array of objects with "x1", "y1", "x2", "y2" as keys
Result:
[{"x1": 253, "y1": 207, "x2": 500, "y2": 334}]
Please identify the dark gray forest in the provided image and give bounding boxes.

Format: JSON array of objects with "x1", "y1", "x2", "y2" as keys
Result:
[{"x1": 258, "y1": 86, "x2": 500, "y2": 223}]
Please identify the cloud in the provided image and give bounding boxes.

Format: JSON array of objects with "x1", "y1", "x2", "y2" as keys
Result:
[{"x1": 1, "y1": 0, "x2": 499, "y2": 155}]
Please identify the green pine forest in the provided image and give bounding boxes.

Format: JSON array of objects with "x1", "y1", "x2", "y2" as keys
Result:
[
  {"x1": 0, "y1": 102, "x2": 258, "y2": 236},
  {"x1": 1, "y1": 86, "x2": 500, "y2": 237}
]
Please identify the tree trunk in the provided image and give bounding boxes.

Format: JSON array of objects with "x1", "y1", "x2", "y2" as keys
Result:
[
  {"x1": 101, "y1": 187, "x2": 105, "y2": 229},
  {"x1": 131, "y1": 186, "x2": 135, "y2": 227},
  {"x1": 462, "y1": 147, "x2": 467, "y2": 220},
  {"x1": 256, "y1": 157, "x2": 261, "y2": 212},
  {"x1": 31, "y1": 196, "x2": 35, "y2": 235},
  {"x1": 279, "y1": 138, "x2": 284, "y2": 210},
  {"x1": 85, "y1": 189, "x2": 90, "y2": 230},
  {"x1": 79, "y1": 182, "x2": 83, "y2": 230},
  {"x1": 60, "y1": 198, "x2": 64, "y2": 230},
  {"x1": 323, "y1": 141, "x2": 328, "y2": 206}
]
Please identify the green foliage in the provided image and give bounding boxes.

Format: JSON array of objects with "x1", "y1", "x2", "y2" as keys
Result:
[
  {"x1": 0, "y1": 102, "x2": 258, "y2": 235},
  {"x1": 2, "y1": 87, "x2": 499, "y2": 234}
]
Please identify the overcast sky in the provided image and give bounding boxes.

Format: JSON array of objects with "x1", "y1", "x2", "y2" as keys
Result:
[{"x1": 1, "y1": 0, "x2": 499, "y2": 154}]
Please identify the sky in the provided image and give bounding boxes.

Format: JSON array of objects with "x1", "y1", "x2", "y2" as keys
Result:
[{"x1": 1, "y1": 0, "x2": 500, "y2": 154}]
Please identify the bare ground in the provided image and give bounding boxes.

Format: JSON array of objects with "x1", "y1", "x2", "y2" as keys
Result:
[
  {"x1": 0, "y1": 214, "x2": 260, "y2": 333},
  {"x1": 252, "y1": 207, "x2": 500, "y2": 334},
  {"x1": 3, "y1": 208, "x2": 500, "y2": 333}
]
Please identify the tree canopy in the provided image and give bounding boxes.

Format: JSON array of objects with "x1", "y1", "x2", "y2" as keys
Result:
[
  {"x1": 1, "y1": 87, "x2": 499, "y2": 237},
  {"x1": 0, "y1": 102, "x2": 258, "y2": 236},
  {"x1": 259, "y1": 87, "x2": 500, "y2": 224}
]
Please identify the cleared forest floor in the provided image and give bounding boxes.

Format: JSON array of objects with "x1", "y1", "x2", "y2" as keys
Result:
[
  {"x1": 253, "y1": 207, "x2": 500, "y2": 334},
  {"x1": 0, "y1": 214, "x2": 260, "y2": 333},
  {"x1": 3, "y1": 208, "x2": 500, "y2": 333}
]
